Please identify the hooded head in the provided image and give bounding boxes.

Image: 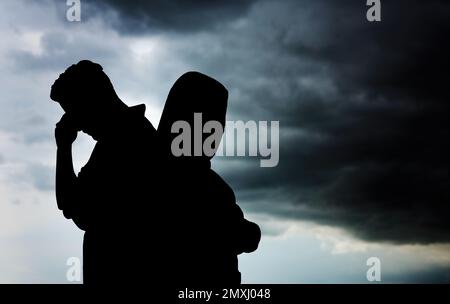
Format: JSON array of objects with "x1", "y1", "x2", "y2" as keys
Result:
[
  {"x1": 50, "y1": 60, "x2": 127, "y2": 140},
  {"x1": 157, "y1": 71, "x2": 228, "y2": 164}
]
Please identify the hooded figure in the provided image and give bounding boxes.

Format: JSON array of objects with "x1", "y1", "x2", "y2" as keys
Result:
[{"x1": 157, "y1": 71, "x2": 261, "y2": 285}]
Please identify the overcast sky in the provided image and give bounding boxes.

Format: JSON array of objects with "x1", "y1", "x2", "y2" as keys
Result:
[{"x1": 0, "y1": 0, "x2": 449, "y2": 283}]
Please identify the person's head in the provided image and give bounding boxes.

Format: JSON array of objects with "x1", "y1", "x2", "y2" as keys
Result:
[
  {"x1": 157, "y1": 71, "x2": 228, "y2": 164},
  {"x1": 50, "y1": 60, "x2": 126, "y2": 139}
]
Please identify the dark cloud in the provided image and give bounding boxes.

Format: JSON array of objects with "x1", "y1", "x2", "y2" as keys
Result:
[
  {"x1": 62, "y1": 0, "x2": 449, "y2": 244},
  {"x1": 84, "y1": 0, "x2": 257, "y2": 33},
  {"x1": 18, "y1": 0, "x2": 450, "y2": 244},
  {"x1": 10, "y1": 30, "x2": 119, "y2": 72},
  {"x1": 386, "y1": 267, "x2": 450, "y2": 284},
  {"x1": 211, "y1": 0, "x2": 450, "y2": 244}
]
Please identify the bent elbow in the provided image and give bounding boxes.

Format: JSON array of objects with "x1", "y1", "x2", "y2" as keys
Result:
[{"x1": 239, "y1": 221, "x2": 261, "y2": 254}]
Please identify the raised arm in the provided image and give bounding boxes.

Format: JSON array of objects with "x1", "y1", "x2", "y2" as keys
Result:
[{"x1": 55, "y1": 114, "x2": 87, "y2": 229}]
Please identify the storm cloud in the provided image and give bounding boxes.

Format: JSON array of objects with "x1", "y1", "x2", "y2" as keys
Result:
[
  {"x1": 215, "y1": 0, "x2": 450, "y2": 244},
  {"x1": 5, "y1": 0, "x2": 450, "y2": 245},
  {"x1": 31, "y1": 0, "x2": 450, "y2": 244},
  {"x1": 74, "y1": 0, "x2": 257, "y2": 33}
]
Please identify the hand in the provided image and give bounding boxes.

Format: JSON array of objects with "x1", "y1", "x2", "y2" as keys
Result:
[{"x1": 55, "y1": 113, "x2": 78, "y2": 148}]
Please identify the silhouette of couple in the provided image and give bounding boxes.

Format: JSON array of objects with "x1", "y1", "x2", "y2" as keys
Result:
[{"x1": 51, "y1": 60, "x2": 260, "y2": 285}]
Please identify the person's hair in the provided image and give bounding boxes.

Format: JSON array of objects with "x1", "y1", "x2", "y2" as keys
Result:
[{"x1": 50, "y1": 60, "x2": 119, "y2": 106}]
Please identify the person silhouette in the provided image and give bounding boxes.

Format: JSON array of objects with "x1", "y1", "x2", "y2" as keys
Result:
[
  {"x1": 157, "y1": 71, "x2": 261, "y2": 285},
  {"x1": 51, "y1": 60, "x2": 158, "y2": 285}
]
